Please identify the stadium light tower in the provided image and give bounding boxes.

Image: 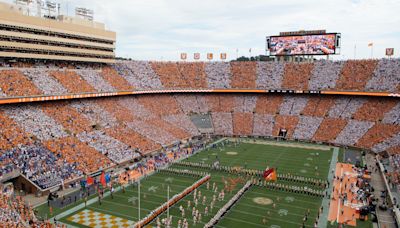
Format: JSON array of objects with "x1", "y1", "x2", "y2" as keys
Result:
[
  {"x1": 167, "y1": 185, "x2": 170, "y2": 219},
  {"x1": 43, "y1": 1, "x2": 58, "y2": 19},
  {"x1": 75, "y1": 7, "x2": 94, "y2": 21}
]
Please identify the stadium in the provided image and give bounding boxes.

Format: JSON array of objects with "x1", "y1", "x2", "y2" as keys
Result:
[{"x1": 0, "y1": 0, "x2": 399, "y2": 228}]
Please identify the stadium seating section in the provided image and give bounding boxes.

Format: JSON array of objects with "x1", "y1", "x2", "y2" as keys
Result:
[
  {"x1": 0, "y1": 60, "x2": 399, "y2": 192},
  {"x1": 1, "y1": 60, "x2": 400, "y2": 98},
  {"x1": 0, "y1": 193, "x2": 49, "y2": 227}
]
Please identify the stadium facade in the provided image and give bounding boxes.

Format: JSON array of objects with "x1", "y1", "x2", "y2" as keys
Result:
[{"x1": 0, "y1": 1, "x2": 115, "y2": 63}]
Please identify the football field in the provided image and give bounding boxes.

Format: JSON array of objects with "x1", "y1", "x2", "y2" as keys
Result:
[
  {"x1": 55, "y1": 138, "x2": 339, "y2": 228},
  {"x1": 185, "y1": 139, "x2": 333, "y2": 178}
]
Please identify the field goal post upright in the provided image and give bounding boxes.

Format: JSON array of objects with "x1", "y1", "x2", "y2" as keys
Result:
[{"x1": 138, "y1": 178, "x2": 140, "y2": 224}]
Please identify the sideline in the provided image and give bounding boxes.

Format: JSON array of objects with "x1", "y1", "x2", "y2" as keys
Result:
[
  {"x1": 48, "y1": 137, "x2": 227, "y2": 224},
  {"x1": 318, "y1": 147, "x2": 338, "y2": 227}
]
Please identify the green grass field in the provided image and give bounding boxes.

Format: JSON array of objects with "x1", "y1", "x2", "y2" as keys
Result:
[
  {"x1": 59, "y1": 172, "x2": 204, "y2": 227},
  {"x1": 184, "y1": 139, "x2": 333, "y2": 178},
  {"x1": 46, "y1": 138, "x2": 369, "y2": 228},
  {"x1": 216, "y1": 186, "x2": 322, "y2": 228}
]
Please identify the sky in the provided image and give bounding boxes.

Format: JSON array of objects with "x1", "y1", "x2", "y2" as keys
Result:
[{"x1": 5, "y1": 0, "x2": 400, "y2": 61}]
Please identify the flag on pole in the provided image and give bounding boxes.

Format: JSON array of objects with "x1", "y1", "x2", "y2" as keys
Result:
[
  {"x1": 263, "y1": 168, "x2": 277, "y2": 181},
  {"x1": 100, "y1": 172, "x2": 107, "y2": 187},
  {"x1": 368, "y1": 42, "x2": 373, "y2": 47},
  {"x1": 87, "y1": 176, "x2": 94, "y2": 185},
  {"x1": 105, "y1": 173, "x2": 111, "y2": 183}
]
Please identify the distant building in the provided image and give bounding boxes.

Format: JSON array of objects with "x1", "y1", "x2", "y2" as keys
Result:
[{"x1": 0, "y1": 1, "x2": 116, "y2": 63}]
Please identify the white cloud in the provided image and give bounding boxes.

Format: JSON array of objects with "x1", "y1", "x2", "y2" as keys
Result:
[{"x1": 3, "y1": 0, "x2": 400, "y2": 60}]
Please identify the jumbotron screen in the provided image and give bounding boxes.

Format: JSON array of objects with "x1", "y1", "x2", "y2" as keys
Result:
[{"x1": 268, "y1": 33, "x2": 337, "y2": 56}]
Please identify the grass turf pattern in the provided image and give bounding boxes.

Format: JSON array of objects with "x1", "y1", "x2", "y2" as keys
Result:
[{"x1": 52, "y1": 139, "x2": 372, "y2": 228}]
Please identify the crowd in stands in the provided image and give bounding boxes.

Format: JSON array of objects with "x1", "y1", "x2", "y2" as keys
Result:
[
  {"x1": 125, "y1": 58, "x2": 391, "y2": 93},
  {"x1": 212, "y1": 112, "x2": 233, "y2": 135},
  {"x1": 70, "y1": 100, "x2": 119, "y2": 129},
  {"x1": 279, "y1": 95, "x2": 309, "y2": 115},
  {"x1": 372, "y1": 133, "x2": 400, "y2": 153},
  {"x1": 312, "y1": 118, "x2": 348, "y2": 142},
  {"x1": 150, "y1": 61, "x2": 191, "y2": 88},
  {"x1": 77, "y1": 130, "x2": 140, "y2": 163},
  {"x1": 128, "y1": 120, "x2": 178, "y2": 146},
  {"x1": 233, "y1": 95, "x2": 257, "y2": 113},
  {"x1": 1, "y1": 59, "x2": 400, "y2": 227},
  {"x1": 1, "y1": 59, "x2": 400, "y2": 99},
  {"x1": 118, "y1": 97, "x2": 156, "y2": 120},
  {"x1": 272, "y1": 115, "x2": 299, "y2": 138},
  {"x1": 174, "y1": 94, "x2": 209, "y2": 114},
  {"x1": 0, "y1": 93, "x2": 399, "y2": 190},
  {"x1": 78, "y1": 70, "x2": 115, "y2": 92},
  {"x1": 301, "y1": 97, "x2": 335, "y2": 117},
  {"x1": 353, "y1": 99, "x2": 398, "y2": 122},
  {"x1": 232, "y1": 112, "x2": 253, "y2": 135},
  {"x1": 308, "y1": 60, "x2": 344, "y2": 90},
  {"x1": 100, "y1": 66, "x2": 134, "y2": 91},
  {"x1": 255, "y1": 62, "x2": 284, "y2": 90},
  {"x1": 0, "y1": 193, "x2": 38, "y2": 227},
  {"x1": 333, "y1": 120, "x2": 374, "y2": 146},
  {"x1": 0, "y1": 69, "x2": 42, "y2": 97},
  {"x1": 204, "y1": 62, "x2": 232, "y2": 89},
  {"x1": 281, "y1": 62, "x2": 313, "y2": 90},
  {"x1": 5, "y1": 105, "x2": 68, "y2": 141},
  {"x1": 388, "y1": 154, "x2": 400, "y2": 192},
  {"x1": 292, "y1": 116, "x2": 323, "y2": 140},
  {"x1": 0, "y1": 110, "x2": 32, "y2": 151},
  {"x1": 146, "y1": 118, "x2": 191, "y2": 140},
  {"x1": 254, "y1": 95, "x2": 283, "y2": 114},
  {"x1": 328, "y1": 97, "x2": 366, "y2": 119},
  {"x1": 176, "y1": 62, "x2": 208, "y2": 88},
  {"x1": 0, "y1": 145, "x2": 81, "y2": 189},
  {"x1": 41, "y1": 102, "x2": 92, "y2": 135},
  {"x1": 252, "y1": 114, "x2": 275, "y2": 136},
  {"x1": 211, "y1": 95, "x2": 236, "y2": 112},
  {"x1": 48, "y1": 71, "x2": 96, "y2": 94},
  {"x1": 163, "y1": 114, "x2": 200, "y2": 136},
  {"x1": 114, "y1": 61, "x2": 163, "y2": 89},
  {"x1": 366, "y1": 59, "x2": 400, "y2": 92},
  {"x1": 21, "y1": 69, "x2": 68, "y2": 95},
  {"x1": 2, "y1": 92, "x2": 400, "y2": 157},
  {"x1": 137, "y1": 95, "x2": 182, "y2": 116},
  {"x1": 230, "y1": 62, "x2": 257, "y2": 89},
  {"x1": 383, "y1": 102, "x2": 400, "y2": 125},
  {"x1": 44, "y1": 136, "x2": 114, "y2": 175},
  {"x1": 105, "y1": 126, "x2": 160, "y2": 154},
  {"x1": 335, "y1": 60, "x2": 378, "y2": 91},
  {"x1": 356, "y1": 124, "x2": 400, "y2": 149}
]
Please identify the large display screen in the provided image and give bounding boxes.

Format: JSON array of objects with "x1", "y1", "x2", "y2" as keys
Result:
[{"x1": 267, "y1": 33, "x2": 337, "y2": 56}]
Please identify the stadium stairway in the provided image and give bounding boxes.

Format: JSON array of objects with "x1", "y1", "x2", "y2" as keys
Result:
[{"x1": 366, "y1": 153, "x2": 397, "y2": 228}]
